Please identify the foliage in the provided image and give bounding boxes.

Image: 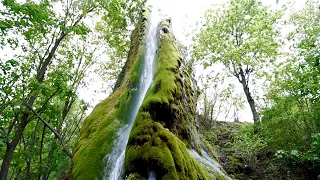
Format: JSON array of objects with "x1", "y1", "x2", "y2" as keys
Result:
[
  {"x1": 197, "y1": 0, "x2": 320, "y2": 179},
  {"x1": 95, "y1": 0, "x2": 147, "y2": 88},
  {"x1": 194, "y1": 0, "x2": 281, "y2": 70},
  {"x1": 254, "y1": 2, "x2": 320, "y2": 179},
  {"x1": 275, "y1": 134, "x2": 320, "y2": 163},
  {"x1": 229, "y1": 124, "x2": 265, "y2": 169},
  {"x1": 201, "y1": 122, "x2": 267, "y2": 179},
  {"x1": 274, "y1": 133, "x2": 320, "y2": 178},
  {"x1": 177, "y1": 40, "x2": 194, "y2": 74},
  {"x1": 261, "y1": 0, "x2": 320, "y2": 151}
]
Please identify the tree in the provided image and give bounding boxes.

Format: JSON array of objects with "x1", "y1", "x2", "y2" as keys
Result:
[
  {"x1": 262, "y1": 0, "x2": 320, "y2": 150},
  {"x1": 0, "y1": 0, "x2": 145, "y2": 179},
  {"x1": 194, "y1": 0, "x2": 281, "y2": 123},
  {"x1": 177, "y1": 40, "x2": 195, "y2": 74}
]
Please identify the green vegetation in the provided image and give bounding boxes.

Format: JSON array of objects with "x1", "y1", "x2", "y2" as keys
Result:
[
  {"x1": 202, "y1": 122, "x2": 265, "y2": 178},
  {"x1": 195, "y1": 0, "x2": 320, "y2": 179}
]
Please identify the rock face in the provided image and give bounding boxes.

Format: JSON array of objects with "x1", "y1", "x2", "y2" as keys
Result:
[{"x1": 71, "y1": 7, "x2": 229, "y2": 180}]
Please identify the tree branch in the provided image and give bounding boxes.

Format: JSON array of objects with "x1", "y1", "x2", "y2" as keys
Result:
[
  {"x1": 27, "y1": 88, "x2": 60, "y2": 122},
  {"x1": 232, "y1": 62, "x2": 241, "y2": 83},
  {"x1": 66, "y1": 112, "x2": 84, "y2": 144},
  {"x1": 37, "y1": 32, "x2": 67, "y2": 83},
  {"x1": 23, "y1": 100, "x2": 73, "y2": 158}
]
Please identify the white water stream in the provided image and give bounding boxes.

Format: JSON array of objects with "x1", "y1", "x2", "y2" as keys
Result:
[
  {"x1": 103, "y1": 7, "x2": 161, "y2": 180},
  {"x1": 188, "y1": 149, "x2": 232, "y2": 180}
]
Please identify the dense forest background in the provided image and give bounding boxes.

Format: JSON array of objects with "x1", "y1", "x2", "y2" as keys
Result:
[{"x1": 0, "y1": 0, "x2": 319, "y2": 179}]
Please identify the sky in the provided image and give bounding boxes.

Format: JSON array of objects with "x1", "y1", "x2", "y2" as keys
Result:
[{"x1": 146, "y1": 0, "x2": 307, "y2": 43}]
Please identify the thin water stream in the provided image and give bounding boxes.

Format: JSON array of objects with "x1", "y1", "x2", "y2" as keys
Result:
[
  {"x1": 103, "y1": 7, "x2": 161, "y2": 180},
  {"x1": 188, "y1": 149, "x2": 232, "y2": 180}
]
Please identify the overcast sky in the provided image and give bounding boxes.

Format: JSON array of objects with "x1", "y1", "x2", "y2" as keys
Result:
[{"x1": 146, "y1": 0, "x2": 307, "y2": 43}]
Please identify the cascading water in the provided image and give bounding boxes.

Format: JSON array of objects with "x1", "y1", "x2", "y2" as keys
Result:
[{"x1": 103, "y1": 7, "x2": 161, "y2": 180}]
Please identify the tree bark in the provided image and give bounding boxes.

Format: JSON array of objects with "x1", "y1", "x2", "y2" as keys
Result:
[
  {"x1": 13, "y1": 169, "x2": 20, "y2": 180},
  {"x1": 0, "y1": 121, "x2": 27, "y2": 180},
  {"x1": 8, "y1": 169, "x2": 13, "y2": 180},
  {"x1": 38, "y1": 122, "x2": 47, "y2": 180},
  {"x1": 42, "y1": 141, "x2": 57, "y2": 180},
  {"x1": 243, "y1": 83, "x2": 258, "y2": 123}
]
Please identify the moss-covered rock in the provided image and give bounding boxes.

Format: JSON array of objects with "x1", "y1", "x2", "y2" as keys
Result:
[
  {"x1": 71, "y1": 7, "x2": 151, "y2": 180},
  {"x1": 123, "y1": 18, "x2": 226, "y2": 179},
  {"x1": 72, "y1": 7, "x2": 230, "y2": 180}
]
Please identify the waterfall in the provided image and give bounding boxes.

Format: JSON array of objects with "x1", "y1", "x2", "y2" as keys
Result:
[{"x1": 103, "y1": 7, "x2": 161, "y2": 180}]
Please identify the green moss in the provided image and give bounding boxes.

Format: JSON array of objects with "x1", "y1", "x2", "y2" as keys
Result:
[
  {"x1": 139, "y1": 18, "x2": 197, "y2": 145},
  {"x1": 125, "y1": 113, "x2": 212, "y2": 180},
  {"x1": 72, "y1": 7, "x2": 151, "y2": 180},
  {"x1": 72, "y1": 89, "x2": 123, "y2": 179}
]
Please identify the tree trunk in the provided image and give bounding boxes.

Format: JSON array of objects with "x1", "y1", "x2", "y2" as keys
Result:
[
  {"x1": 8, "y1": 169, "x2": 14, "y2": 180},
  {"x1": 242, "y1": 82, "x2": 258, "y2": 123},
  {"x1": 42, "y1": 141, "x2": 57, "y2": 180},
  {"x1": 13, "y1": 169, "x2": 20, "y2": 180},
  {"x1": 238, "y1": 69, "x2": 259, "y2": 123},
  {"x1": 0, "y1": 122, "x2": 26, "y2": 180},
  {"x1": 0, "y1": 96, "x2": 36, "y2": 180},
  {"x1": 0, "y1": 144, "x2": 13, "y2": 180}
]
